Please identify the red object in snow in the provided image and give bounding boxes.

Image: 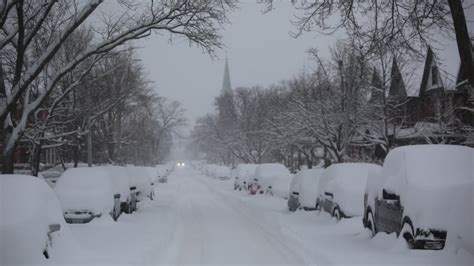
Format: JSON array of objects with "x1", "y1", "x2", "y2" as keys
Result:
[{"x1": 250, "y1": 183, "x2": 260, "y2": 195}]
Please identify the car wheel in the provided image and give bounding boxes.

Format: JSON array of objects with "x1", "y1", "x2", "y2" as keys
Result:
[
  {"x1": 333, "y1": 208, "x2": 341, "y2": 221},
  {"x1": 366, "y1": 211, "x2": 376, "y2": 237},
  {"x1": 400, "y1": 221, "x2": 415, "y2": 249}
]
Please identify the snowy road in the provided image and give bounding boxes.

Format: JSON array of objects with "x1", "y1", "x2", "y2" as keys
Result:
[
  {"x1": 160, "y1": 168, "x2": 315, "y2": 265},
  {"x1": 69, "y1": 167, "x2": 473, "y2": 266}
]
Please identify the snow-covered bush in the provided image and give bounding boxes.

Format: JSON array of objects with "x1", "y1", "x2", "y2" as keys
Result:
[
  {"x1": 254, "y1": 163, "x2": 292, "y2": 198},
  {"x1": 365, "y1": 144, "x2": 473, "y2": 251},
  {"x1": 318, "y1": 163, "x2": 382, "y2": 218},
  {"x1": 289, "y1": 168, "x2": 325, "y2": 210},
  {"x1": 1, "y1": 175, "x2": 80, "y2": 264}
]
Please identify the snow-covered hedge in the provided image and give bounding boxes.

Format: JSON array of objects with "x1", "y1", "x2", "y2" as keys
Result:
[
  {"x1": 1, "y1": 175, "x2": 79, "y2": 264},
  {"x1": 290, "y1": 168, "x2": 325, "y2": 209}
]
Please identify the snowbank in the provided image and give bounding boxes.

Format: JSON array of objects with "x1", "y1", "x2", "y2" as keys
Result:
[
  {"x1": 54, "y1": 167, "x2": 115, "y2": 216},
  {"x1": 290, "y1": 168, "x2": 325, "y2": 208},
  {"x1": 1, "y1": 175, "x2": 80, "y2": 265}
]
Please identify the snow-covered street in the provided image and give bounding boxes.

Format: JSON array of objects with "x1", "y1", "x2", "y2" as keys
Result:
[{"x1": 65, "y1": 167, "x2": 473, "y2": 265}]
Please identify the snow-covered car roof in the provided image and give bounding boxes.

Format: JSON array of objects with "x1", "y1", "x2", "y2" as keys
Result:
[
  {"x1": 233, "y1": 164, "x2": 257, "y2": 179},
  {"x1": 255, "y1": 163, "x2": 291, "y2": 189},
  {"x1": 1, "y1": 175, "x2": 79, "y2": 264},
  {"x1": 212, "y1": 165, "x2": 230, "y2": 177},
  {"x1": 54, "y1": 167, "x2": 115, "y2": 215},
  {"x1": 255, "y1": 163, "x2": 290, "y2": 179},
  {"x1": 382, "y1": 144, "x2": 472, "y2": 192}
]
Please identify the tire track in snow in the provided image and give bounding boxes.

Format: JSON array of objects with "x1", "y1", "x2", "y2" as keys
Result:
[
  {"x1": 198, "y1": 172, "x2": 333, "y2": 266},
  {"x1": 164, "y1": 168, "x2": 312, "y2": 265}
]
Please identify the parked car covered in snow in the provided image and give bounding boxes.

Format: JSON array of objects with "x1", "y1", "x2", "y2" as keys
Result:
[
  {"x1": 254, "y1": 163, "x2": 292, "y2": 198},
  {"x1": 288, "y1": 168, "x2": 325, "y2": 211},
  {"x1": 156, "y1": 164, "x2": 169, "y2": 183},
  {"x1": 101, "y1": 166, "x2": 137, "y2": 214},
  {"x1": 204, "y1": 164, "x2": 218, "y2": 177},
  {"x1": 1, "y1": 175, "x2": 79, "y2": 264},
  {"x1": 55, "y1": 167, "x2": 125, "y2": 223},
  {"x1": 233, "y1": 164, "x2": 257, "y2": 190},
  {"x1": 363, "y1": 145, "x2": 473, "y2": 250},
  {"x1": 212, "y1": 165, "x2": 231, "y2": 180},
  {"x1": 317, "y1": 163, "x2": 381, "y2": 220},
  {"x1": 126, "y1": 166, "x2": 155, "y2": 202},
  {"x1": 40, "y1": 168, "x2": 62, "y2": 187}
]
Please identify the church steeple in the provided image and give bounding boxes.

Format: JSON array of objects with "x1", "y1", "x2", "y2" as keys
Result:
[{"x1": 221, "y1": 57, "x2": 232, "y2": 95}]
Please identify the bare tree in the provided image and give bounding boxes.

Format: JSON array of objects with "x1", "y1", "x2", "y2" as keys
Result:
[
  {"x1": 263, "y1": 0, "x2": 473, "y2": 88},
  {"x1": 0, "y1": 0, "x2": 235, "y2": 173}
]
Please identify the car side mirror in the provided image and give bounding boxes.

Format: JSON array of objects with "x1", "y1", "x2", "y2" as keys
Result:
[{"x1": 49, "y1": 224, "x2": 60, "y2": 234}]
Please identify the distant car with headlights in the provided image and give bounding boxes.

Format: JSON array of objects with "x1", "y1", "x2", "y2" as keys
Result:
[{"x1": 363, "y1": 145, "x2": 473, "y2": 251}]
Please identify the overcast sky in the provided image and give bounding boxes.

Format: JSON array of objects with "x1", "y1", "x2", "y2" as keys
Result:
[{"x1": 136, "y1": 2, "x2": 340, "y2": 128}]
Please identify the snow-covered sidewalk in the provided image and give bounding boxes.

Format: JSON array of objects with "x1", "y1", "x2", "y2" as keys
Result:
[{"x1": 67, "y1": 167, "x2": 473, "y2": 265}]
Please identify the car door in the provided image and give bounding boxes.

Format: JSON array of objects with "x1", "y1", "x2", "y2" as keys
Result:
[{"x1": 375, "y1": 189, "x2": 403, "y2": 234}]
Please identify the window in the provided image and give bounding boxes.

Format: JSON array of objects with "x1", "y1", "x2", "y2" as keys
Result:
[{"x1": 432, "y1": 65, "x2": 438, "y2": 85}]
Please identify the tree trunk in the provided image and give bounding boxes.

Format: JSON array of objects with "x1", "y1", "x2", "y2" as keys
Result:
[
  {"x1": 304, "y1": 152, "x2": 313, "y2": 169},
  {"x1": 73, "y1": 142, "x2": 79, "y2": 168},
  {"x1": 2, "y1": 124, "x2": 15, "y2": 174},
  {"x1": 448, "y1": 0, "x2": 474, "y2": 88},
  {"x1": 87, "y1": 119, "x2": 93, "y2": 167},
  {"x1": 31, "y1": 141, "x2": 42, "y2": 177}
]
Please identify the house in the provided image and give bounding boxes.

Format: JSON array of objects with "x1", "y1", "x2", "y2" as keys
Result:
[{"x1": 358, "y1": 39, "x2": 473, "y2": 160}]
